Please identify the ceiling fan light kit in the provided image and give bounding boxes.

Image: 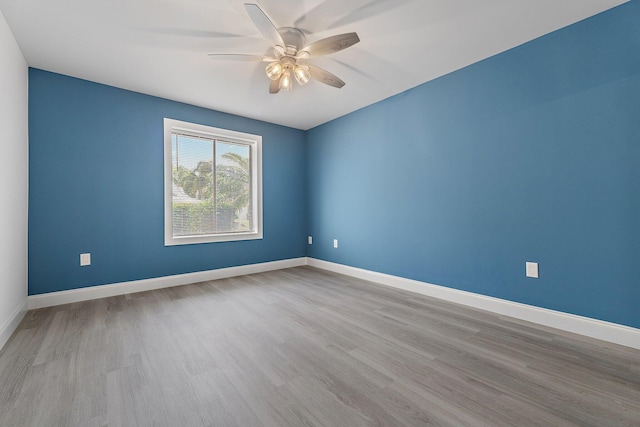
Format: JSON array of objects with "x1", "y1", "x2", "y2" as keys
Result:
[
  {"x1": 208, "y1": 3, "x2": 360, "y2": 94},
  {"x1": 265, "y1": 49, "x2": 311, "y2": 90}
]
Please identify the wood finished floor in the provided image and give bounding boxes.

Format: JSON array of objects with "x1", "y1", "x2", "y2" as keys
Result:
[{"x1": 1, "y1": 267, "x2": 639, "y2": 426}]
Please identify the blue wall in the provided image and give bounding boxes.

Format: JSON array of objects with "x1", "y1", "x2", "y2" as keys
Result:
[
  {"x1": 307, "y1": 2, "x2": 640, "y2": 329},
  {"x1": 29, "y1": 69, "x2": 306, "y2": 295}
]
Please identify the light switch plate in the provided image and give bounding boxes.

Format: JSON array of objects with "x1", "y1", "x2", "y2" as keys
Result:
[
  {"x1": 526, "y1": 262, "x2": 538, "y2": 278},
  {"x1": 80, "y1": 253, "x2": 91, "y2": 266}
]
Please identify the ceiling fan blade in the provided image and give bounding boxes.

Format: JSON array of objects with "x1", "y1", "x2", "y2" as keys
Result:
[
  {"x1": 269, "y1": 79, "x2": 280, "y2": 94},
  {"x1": 208, "y1": 54, "x2": 275, "y2": 62},
  {"x1": 244, "y1": 3, "x2": 285, "y2": 47},
  {"x1": 301, "y1": 32, "x2": 360, "y2": 57},
  {"x1": 307, "y1": 64, "x2": 346, "y2": 89}
]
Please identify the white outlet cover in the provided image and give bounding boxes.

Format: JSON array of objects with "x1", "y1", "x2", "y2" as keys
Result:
[
  {"x1": 308, "y1": 236, "x2": 312, "y2": 245},
  {"x1": 526, "y1": 262, "x2": 539, "y2": 278},
  {"x1": 80, "y1": 253, "x2": 91, "y2": 266},
  {"x1": 333, "y1": 239, "x2": 338, "y2": 249}
]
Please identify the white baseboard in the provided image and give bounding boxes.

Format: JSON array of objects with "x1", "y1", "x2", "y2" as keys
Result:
[
  {"x1": 307, "y1": 258, "x2": 640, "y2": 350},
  {"x1": 25, "y1": 256, "x2": 640, "y2": 350},
  {"x1": 28, "y1": 258, "x2": 307, "y2": 310},
  {"x1": 0, "y1": 300, "x2": 27, "y2": 351}
]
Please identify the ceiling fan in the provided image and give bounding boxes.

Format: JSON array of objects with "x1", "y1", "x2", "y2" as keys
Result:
[{"x1": 208, "y1": 3, "x2": 360, "y2": 94}]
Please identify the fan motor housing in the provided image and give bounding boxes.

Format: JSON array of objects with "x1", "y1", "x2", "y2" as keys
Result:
[{"x1": 277, "y1": 27, "x2": 306, "y2": 54}]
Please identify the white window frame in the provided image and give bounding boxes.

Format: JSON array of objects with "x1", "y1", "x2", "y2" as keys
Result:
[{"x1": 164, "y1": 118, "x2": 263, "y2": 246}]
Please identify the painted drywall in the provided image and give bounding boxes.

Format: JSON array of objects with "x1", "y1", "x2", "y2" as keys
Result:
[
  {"x1": 29, "y1": 69, "x2": 306, "y2": 295},
  {"x1": 0, "y1": 10, "x2": 28, "y2": 348},
  {"x1": 307, "y1": 2, "x2": 640, "y2": 329}
]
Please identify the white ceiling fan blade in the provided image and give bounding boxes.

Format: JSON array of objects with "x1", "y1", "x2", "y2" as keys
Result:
[
  {"x1": 301, "y1": 33, "x2": 360, "y2": 57},
  {"x1": 269, "y1": 79, "x2": 280, "y2": 94},
  {"x1": 244, "y1": 3, "x2": 285, "y2": 47},
  {"x1": 307, "y1": 64, "x2": 346, "y2": 88},
  {"x1": 208, "y1": 54, "x2": 275, "y2": 62}
]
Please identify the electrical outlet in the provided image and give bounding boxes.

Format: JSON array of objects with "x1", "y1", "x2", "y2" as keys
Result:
[
  {"x1": 80, "y1": 253, "x2": 91, "y2": 267},
  {"x1": 526, "y1": 262, "x2": 538, "y2": 278},
  {"x1": 308, "y1": 236, "x2": 312, "y2": 245},
  {"x1": 333, "y1": 239, "x2": 338, "y2": 249}
]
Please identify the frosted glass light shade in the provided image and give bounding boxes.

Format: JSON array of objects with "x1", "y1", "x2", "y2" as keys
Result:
[
  {"x1": 265, "y1": 62, "x2": 283, "y2": 80},
  {"x1": 294, "y1": 65, "x2": 310, "y2": 85},
  {"x1": 279, "y1": 70, "x2": 292, "y2": 91}
]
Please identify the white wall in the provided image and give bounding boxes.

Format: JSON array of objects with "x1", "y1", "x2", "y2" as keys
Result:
[{"x1": 0, "y1": 9, "x2": 28, "y2": 350}]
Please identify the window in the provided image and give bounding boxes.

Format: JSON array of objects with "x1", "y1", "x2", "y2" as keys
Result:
[{"x1": 164, "y1": 118, "x2": 262, "y2": 245}]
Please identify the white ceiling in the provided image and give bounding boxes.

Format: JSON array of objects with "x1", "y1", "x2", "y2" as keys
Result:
[{"x1": 0, "y1": 0, "x2": 627, "y2": 130}]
